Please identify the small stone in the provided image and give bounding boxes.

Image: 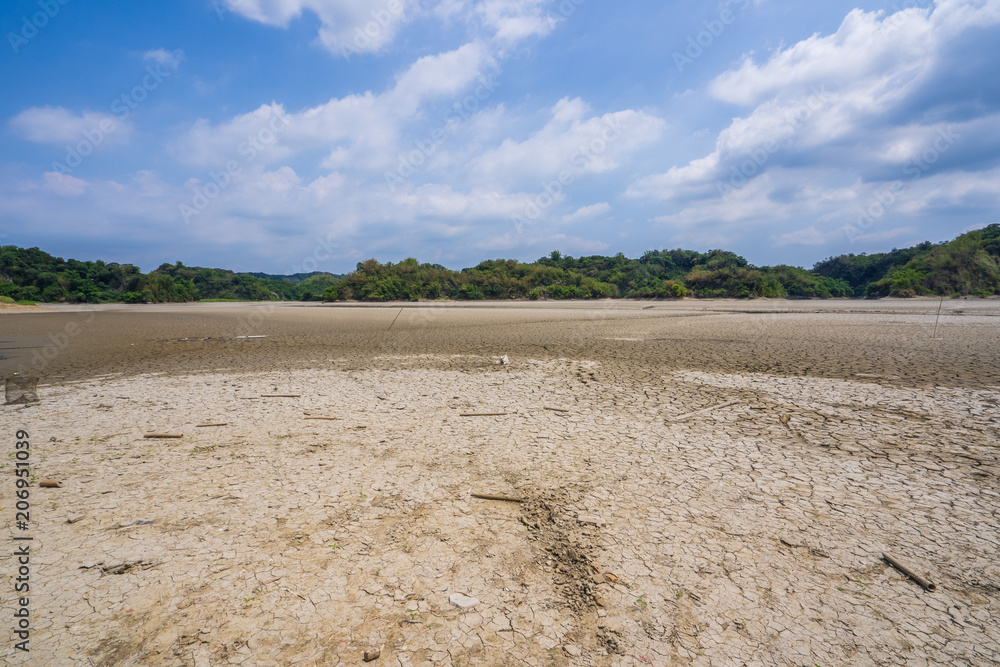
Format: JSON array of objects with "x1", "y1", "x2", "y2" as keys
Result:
[
  {"x1": 563, "y1": 645, "x2": 582, "y2": 657},
  {"x1": 449, "y1": 593, "x2": 480, "y2": 609}
]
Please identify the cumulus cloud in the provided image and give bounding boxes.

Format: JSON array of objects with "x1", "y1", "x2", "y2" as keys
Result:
[
  {"x1": 629, "y1": 0, "x2": 1000, "y2": 222},
  {"x1": 175, "y1": 42, "x2": 493, "y2": 171},
  {"x1": 471, "y1": 97, "x2": 665, "y2": 187},
  {"x1": 217, "y1": 0, "x2": 561, "y2": 56},
  {"x1": 217, "y1": 0, "x2": 414, "y2": 55}
]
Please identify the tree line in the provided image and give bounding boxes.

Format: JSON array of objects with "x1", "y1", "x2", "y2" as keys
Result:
[{"x1": 1, "y1": 224, "x2": 997, "y2": 304}]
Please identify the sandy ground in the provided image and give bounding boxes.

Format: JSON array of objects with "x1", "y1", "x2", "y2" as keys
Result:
[{"x1": 2, "y1": 300, "x2": 999, "y2": 666}]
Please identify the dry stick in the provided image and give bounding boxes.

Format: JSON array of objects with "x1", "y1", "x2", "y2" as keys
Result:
[
  {"x1": 932, "y1": 295, "x2": 945, "y2": 339},
  {"x1": 460, "y1": 412, "x2": 510, "y2": 417},
  {"x1": 387, "y1": 307, "x2": 403, "y2": 332},
  {"x1": 144, "y1": 433, "x2": 183, "y2": 439},
  {"x1": 471, "y1": 493, "x2": 525, "y2": 503},
  {"x1": 544, "y1": 406, "x2": 570, "y2": 413},
  {"x1": 667, "y1": 399, "x2": 740, "y2": 422},
  {"x1": 196, "y1": 423, "x2": 228, "y2": 428},
  {"x1": 261, "y1": 394, "x2": 300, "y2": 398},
  {"x1": 883, "y1": 552, "x2": 937, "y2": 591},
  {"x1": 304, "y1": 416, "x2": 338, "y2": 421}
]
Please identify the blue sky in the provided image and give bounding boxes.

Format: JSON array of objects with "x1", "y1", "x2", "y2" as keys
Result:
[{"x1": 2, "y1": 0, "x2": 999, "y2": 274}]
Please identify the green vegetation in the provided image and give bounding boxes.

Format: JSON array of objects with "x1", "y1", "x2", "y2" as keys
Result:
[
  {"x1": 2, "y1": 225, "x2": 997, "y2": 304},
  {"x1": 0, "y1": 246, "x2": 340, "y2": 303},
  {"x1": 813, "y1": 224, "x2": 1000, "y2": 297}
]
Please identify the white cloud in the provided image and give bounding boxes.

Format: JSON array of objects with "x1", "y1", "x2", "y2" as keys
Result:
[
  {"x1": 9, "y1": 107, "x2": 129, "y2": 145},
  {"x1": 142, "y1": 48, "x2": 184, "y2": 70},
  {"x1": 220, "y1": 0, "x2": 566, "y2": 56},
  {"x1": 218, "y1": 0, "x2": 415, "y2": 55},
  {"x1": 562, "y1": 202, "x2": 610, "y2": 223},
  {"x1": 392, "y1": 183, "x2": 536, "y2": 219},
  {"x1": 630, "y1": 1, "x2": 1000, "y2": 205},
  {"x1": 175, "y1": 42, "x2": 492, "y2": 171},
  {"x1": 42, "y1": 171, "x2": 88, "y2": 196},
  {"x1": 471, "y1": 97, "x2": 665, "y2": 186},
  {"x1": 771, "y1": 225, "x2": 830, "y2": 248},
  {"x1": 475, "y1": 0, "x2": 558, "y2": 44}
]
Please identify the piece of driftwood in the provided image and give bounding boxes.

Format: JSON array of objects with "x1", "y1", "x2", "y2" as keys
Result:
[
  {"x1": 666, "y1": 400, "x2": 739, "y2": 422},
  {"x1": 196, "y1": 423, "x2": 228, "y2": 428},
  {"x1": 144, "y1": 433, "x2": 183, "y2": 439},
  {"x1": 544, "y1": 406, "x2": 570, "y2": 413},
  {"x1": 261, "y1": 394, "x2": 300, "y2": 398},
  {"x1": 363, "y1": 648, "x2": 381, "y2": 662},
  {"x1": 471, "y1": 492, "x2": 524, "y2": 503},
  {"x1": 883, "y1": 552, "x2": 937, "y2": 591},
  {"x1": 460, "y1": 412, "x2": 510, "y2": 417},
  {"x1": 39, "y1": 480, "x2": 63, "y2": 488},
  {"x1": 305, "y1": 416, "x2": 338, "y2": 420}
]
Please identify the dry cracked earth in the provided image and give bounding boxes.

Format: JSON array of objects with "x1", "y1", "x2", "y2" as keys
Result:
[{"x1": 1, "y1": 300, "x2": 999, "y2": 666}]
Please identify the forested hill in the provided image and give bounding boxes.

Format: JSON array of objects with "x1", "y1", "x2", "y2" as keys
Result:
[{"x1": 1, "y1": 224, "x2": 997, "y2": 304}]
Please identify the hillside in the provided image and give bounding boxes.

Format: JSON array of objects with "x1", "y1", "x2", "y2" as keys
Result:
[
  {"x1": 813, "y1": 224, "x2": 1000, "y2": 297},
  {"x1": 1, "y1": 225, "x2": 997, "y2": 304}
]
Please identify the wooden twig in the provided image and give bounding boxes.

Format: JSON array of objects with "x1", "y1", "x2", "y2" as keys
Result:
[
  {"x1": 667, "y1": 400, "x2": 739, "y2": 422},
  {"x1": 883, "y1": 552, "x2": 937, "y2": 591},
  {"x1": 196, "y1": 423, "x2": 228, "y2": 428},
  {"x1": 144, "y1": 433, "x2": 183, "y2": 439},
  {"x1": 305, "y1": 416, "x2": 338, "y2": 420},
  {"x1": 471, "y1": 492, "x2": 525, "y2": 503},
  {"x1": 261, "y1": 394, "x2": 300, "y2": 398},
  {"x1": 544, "y1": 406, "x2": 570, "y2": 413},
  {"x1": 460, "y1": 412, "x2": 510, "y2": 417}
]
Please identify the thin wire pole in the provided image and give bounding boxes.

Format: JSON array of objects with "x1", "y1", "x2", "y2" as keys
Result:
[
  {"x1": 931, "y1": 295, "x2": 944, "y2": 338},
  {"x1": 387, "y1": 307, "x2": 403, "y2": 332}
]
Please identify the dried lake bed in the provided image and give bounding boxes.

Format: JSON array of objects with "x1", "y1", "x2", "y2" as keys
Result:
[{"x1": 2, "y1": 300, "x2": 999, "y2": 666}]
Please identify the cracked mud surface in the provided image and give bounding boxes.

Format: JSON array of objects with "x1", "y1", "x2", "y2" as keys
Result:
[{"x1": 2, "y1": 300, "x2": 999, "y2": 666}]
